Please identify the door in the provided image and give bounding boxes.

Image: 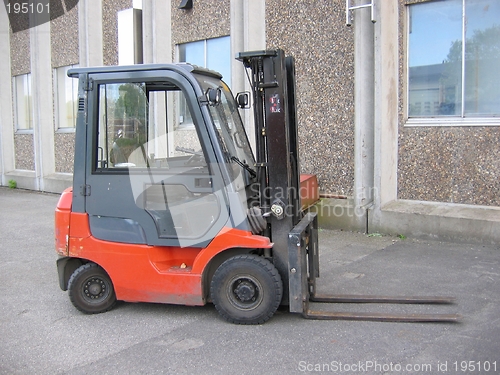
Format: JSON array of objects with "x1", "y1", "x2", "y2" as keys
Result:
[{"x1": 84, "y1": 70, "x2": 229, "y2": 248}]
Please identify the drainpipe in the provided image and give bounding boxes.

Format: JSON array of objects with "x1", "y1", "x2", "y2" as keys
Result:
[{"x1": 351, "y1": 1, "x2": 375, "y2": 232}]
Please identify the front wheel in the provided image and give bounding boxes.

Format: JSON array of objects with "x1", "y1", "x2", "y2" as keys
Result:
[
  {"x1": 68, "y1": 263, "x2": 117, "y2": 314},
  {"x1": 210, "y1": 254, "x2": 283, "y2": 324}
]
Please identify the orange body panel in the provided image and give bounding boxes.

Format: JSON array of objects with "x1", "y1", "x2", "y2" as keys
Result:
[
  {"x1": 300, "y1": 174, "x2": 319, "y2": 209},
  {"x1": 55, "y1": 188, "x2": 73, "y2": 256},
  {"x1": 65, "y1": 212, "x2": 273, "y2": 306}
]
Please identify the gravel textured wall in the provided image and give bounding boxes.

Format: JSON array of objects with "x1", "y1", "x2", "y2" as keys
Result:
[
  {"x1": 397, "y1": 0, "x2": 500, "y2": 206},
  {"x1": 266, "y1": 0, "x2": 355, "y2": 196}
]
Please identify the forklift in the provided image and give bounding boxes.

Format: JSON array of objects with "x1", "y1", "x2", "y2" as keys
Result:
[{"x1": 55, "y1": 49, "x2": 459, "y2": 324}]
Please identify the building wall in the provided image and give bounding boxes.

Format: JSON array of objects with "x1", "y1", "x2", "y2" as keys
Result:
[
  {"x1": 52, "y1": 3, "x2": 79, "y2": 174},
  {"x1": 10, "y1": 28, "x2": 33, "y2": 171},
  {"x1": 171, "y1": 1, "x2": 355, "y2": 196},
  {"x1": 1, "y1": 0, "x2": 498, "y2": 241},
  {"x1": 398, "y1": 126, "x2": 500, "y2": 206},
  {"x1": 3, "y1": 0, "x2": 133, "y2": 186},
  {"x1": 397, "y1": 0, "x2": 500, "y2": 207},
  {"x1": 171, "y1": 0, "x2": 230, "y2": 47},
  {"x1": 10, "y1": 28, "x2": 30, "y2": 75},
  {"x1": 7, "y1": 0, "x2": 496, "y2": 203},
  {"x1": 103, "y1": 0, "x2": 133, "y2": 66},
  {"x1": 51, "y1": 2, "x2": 79, "y2": 67},
  {"x1": 13, "y1": 134, "x2": 34, "y2": 170},
  {"x1": 54, "y1": 133, "x2": 75, "y2": 173},
  {"x1": 51, "y1": 0, "x2": 132, "y2": 174},
  {"x1": 266, "y1": 0, "x2": 355, "y2": 196},
  {"x1": 8, "y1": 5, "x2": 80, "y2": 176}
]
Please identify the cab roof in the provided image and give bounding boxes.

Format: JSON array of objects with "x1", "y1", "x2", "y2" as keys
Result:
[{"x1": 67, "y1": 63, "x2": 223, "y2": 80}]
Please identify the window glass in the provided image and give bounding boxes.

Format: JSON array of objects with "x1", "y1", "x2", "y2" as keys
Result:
[
  {"x1": 408, "y1": 0, "x2": 500, "y2": 118},
  {"x1": 178, "y1": 36, "x2": 231, "y2": 85},
  {"x1": 95, "y1": 80, "x2": 217, "y2": 240},
  {"x1": 95, "y1": 82, "x2": 206, "y2": 169},
  {"x1": 195, "y1": 73, "x2": 255, "y2": 185},
  {"x1": 97, "y1": 83, "x2": 148, "y2": 168},
  {"x1": 178, "y1": 36, "x2": 231, "y2": 128},
  {"x1": 14, "y1": 73, "x2": 33, "y2": 131},
  {"x1": 463, "y1": 0, "x2": 500, "y2": 115},
  {"x1": 178, "y1": 40, "x2": 205, "y2": 67},
  {"x1": 56, "y1": 65, "x2": 79, "y2": 129},
  {"x1": 206, "y1": 37, "x2": 231, "y2": 84}
]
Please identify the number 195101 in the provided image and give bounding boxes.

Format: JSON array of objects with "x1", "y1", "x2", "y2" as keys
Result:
[
  {"x1": 6, "y1": 2, "x2": 50, "y2": 14},
  {"x1": 453, "y1": 361, "x2": 497, "y2": 372}
]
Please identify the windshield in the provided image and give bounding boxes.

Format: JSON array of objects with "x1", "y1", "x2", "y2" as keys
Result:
[{"x1": 194, "y1": 73, "x2": 255, "y2": 182}]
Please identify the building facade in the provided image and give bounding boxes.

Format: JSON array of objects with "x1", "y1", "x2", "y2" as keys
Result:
[{"x1": 0, "y1": 0, "x2": 499, "y2": 243}]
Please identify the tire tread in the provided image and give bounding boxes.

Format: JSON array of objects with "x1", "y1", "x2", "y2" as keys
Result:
[
  {"x1": 68, "y1": 263, "x2": 117, "y2": 314},
  {"x1": 210, "y1": 254, "x2": 282, "y2": 325}
]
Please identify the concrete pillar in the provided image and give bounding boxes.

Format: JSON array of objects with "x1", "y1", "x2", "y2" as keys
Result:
[
  {"x1": 118, "y1": 8, "x2": 143, "y2": 65},
  {"x1": 30, "y1": 18, "x2": 55, "y2": 191},
  {"x1": 230, "y1": 0, "x2": 266, "y2": 94},
  {"x1": 369, "y1": 0, "x2": 399, "y2": 225},
  {"x1": 142, "y1": 0, "x2": 171, "y2": 160},
  {"x1": 373, "y1": 0, "x2": 398, "y2": 207},
  {"x1": 230, "y1": 0, "x2": 245, "y2": 96},
  {"x1": 230, "y1": 0, "x2": 266, "y2": 149},
  {"x1": 0, "y1": 6, "x2": 15, "y2": 186},
  {"x1": 142, "y1": 0, "x2": 172, "y2": 64},
  {"x1": 353, "y1": 2, "x2": 375, "y2": 230},
  {"x1": 79, "y1": 0, "x2": 103, "y2": 67}
]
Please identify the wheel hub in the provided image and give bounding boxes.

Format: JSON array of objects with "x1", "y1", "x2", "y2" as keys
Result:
[
  {"x1": 234, "y1": 280, "x2": 256, "y2": 302},
  {"x1": 84, "y1": 278, "x2": 106, "y2": 300}
]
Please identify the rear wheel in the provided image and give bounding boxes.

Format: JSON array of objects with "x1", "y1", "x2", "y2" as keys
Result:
[
  {"x1": 210, "y1": 254, "x2": 283, "y2": 324},
  {"x1": 68, "y1": 263, "x2": 117, "y2": 314}
]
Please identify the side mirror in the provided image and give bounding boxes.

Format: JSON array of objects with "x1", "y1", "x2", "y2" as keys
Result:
[
  {"x1": 236, "y1": 92, "x2": 250, "y2": 109},
  {"x1": 206, "y1": 88, "x2": 222, "y2": 106}
]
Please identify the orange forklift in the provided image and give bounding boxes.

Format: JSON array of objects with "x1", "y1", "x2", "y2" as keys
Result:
[{"x1": 55, "y1": 50, "x2": 459, "y2": 324}]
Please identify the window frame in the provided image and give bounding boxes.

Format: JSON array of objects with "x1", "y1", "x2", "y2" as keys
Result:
[
  {"x1": 54, "y1": 64, "x2": 79, "y2": 133},
  {"x1": 91, "y1": 79, "x2": 210, "y2": 175},
  {"x1": 405, "y1": 0, "x2": 500, "y2": 127},
  {"x1": 13, "y1": 73, "x2": 33, "y2": 134}
]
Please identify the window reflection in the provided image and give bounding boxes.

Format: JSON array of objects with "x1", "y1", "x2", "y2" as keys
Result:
[{"x1": 408, "y1": 0, "x2": 500, "y2": 118}]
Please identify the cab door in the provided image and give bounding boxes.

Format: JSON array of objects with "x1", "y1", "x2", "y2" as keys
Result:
[{"x1": 82, "y1": 70, "x2": 229, "y2": 248}]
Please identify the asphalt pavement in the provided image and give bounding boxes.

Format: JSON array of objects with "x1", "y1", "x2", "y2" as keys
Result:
[{"x1": 1, "y1": 187, "x2": 499, "y2": 375}]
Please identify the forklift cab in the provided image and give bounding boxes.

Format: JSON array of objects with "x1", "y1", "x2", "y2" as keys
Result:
[
  {"x1": 56, "y1": 63, "x2": 282, "y2": 322},
  {"x1": 69, "y1": 64, "x2": 256, "y2": 249}
]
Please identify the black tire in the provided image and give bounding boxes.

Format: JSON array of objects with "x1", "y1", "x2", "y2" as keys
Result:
[
  {"x1": 68, "y1": 263, "x2": 117, "y2": 314},
  {"x1": 210, "y1": 254, "x2": 283, "y2": 324}
]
